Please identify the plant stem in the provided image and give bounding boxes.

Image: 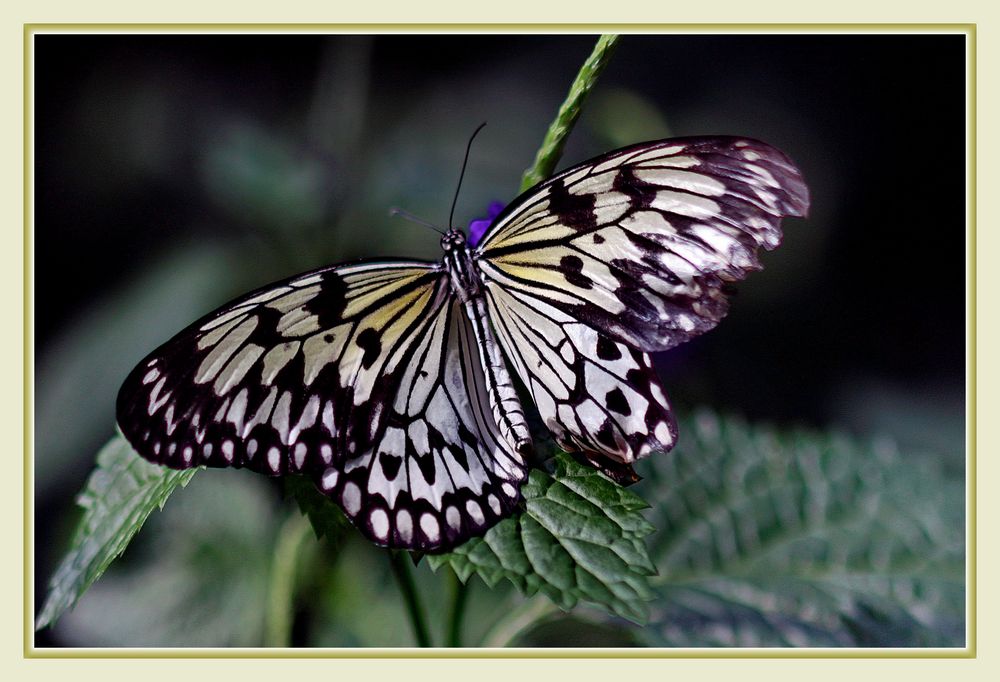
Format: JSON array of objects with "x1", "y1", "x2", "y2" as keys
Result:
[
  {"x1": 388, "y1": 551, "x2": 433, "y2": 647},
  {"x1": 446, "y1": 570, "x2": 469, "y2": 647},
  {"x1": 519, "y1": 34, "x2": 621, "y2": 192},
  {"x1": 264, "y1": 511, "x2": 314, "y2": 647}
]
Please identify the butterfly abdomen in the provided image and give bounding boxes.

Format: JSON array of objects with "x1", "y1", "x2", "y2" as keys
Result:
[
  {"x1": 442, "y1": 229, "x2": 533, "y2": 458},
  {"x1": 463, "y1": 295, "x2": 533, "y2": 457}
]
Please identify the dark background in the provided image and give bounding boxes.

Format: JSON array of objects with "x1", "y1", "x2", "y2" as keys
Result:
[{"x1": 33, "y1": 34, "x2": 967, "y2": 646}]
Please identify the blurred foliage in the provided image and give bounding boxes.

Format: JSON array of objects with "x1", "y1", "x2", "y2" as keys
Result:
[
  {"x1": 53, "y1": 468, "x2": 277, "y2": 646},
  {"x1": 38, "y1": 410, "x2": 964, "y2": 647},
  {"x1": 585, "y1": 88, "x2": 672, "y2": 150},
  {"x1": 635, "y1": 411, "x2": 965, "y2": 647}
]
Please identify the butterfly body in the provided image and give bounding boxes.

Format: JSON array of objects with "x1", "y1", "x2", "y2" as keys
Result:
[
  {"x1": 442, "y1": 228, "x2": 534, "y2": 458},
  {"x1": 117, "y1": 136, "x2": 809, "y2": 551}
]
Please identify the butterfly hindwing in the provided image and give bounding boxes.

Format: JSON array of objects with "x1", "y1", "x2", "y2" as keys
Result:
[
  {"x1": 322, "y1": 296, "x2": 527, "y2": 549},
  {"x1": 116, "y1": 260, "x2": 526, "y2": 550},
  {"x1": 481, "y1": 268, "x2": 676, "y2": 482},
  {"x1": 475, "y1": 136, "x2": 810, "y2": 352}
]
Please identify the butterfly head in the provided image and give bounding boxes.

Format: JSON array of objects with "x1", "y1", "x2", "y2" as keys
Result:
[{"x1": 440, "y1": 229, "x2": 468, "y2": 253}]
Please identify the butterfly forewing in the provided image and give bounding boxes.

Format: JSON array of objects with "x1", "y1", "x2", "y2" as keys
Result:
[
  {"x1": 116, "y1": 260, "x2": 526, "y2": 551},
  {"x1": 475, "y1": 136, "x2": 810, "y2": 352}
]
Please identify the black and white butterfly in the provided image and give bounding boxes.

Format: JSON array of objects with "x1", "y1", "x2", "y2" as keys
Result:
[{"x1": 117, "y1": 136, "x2": 809, "y2": 552}]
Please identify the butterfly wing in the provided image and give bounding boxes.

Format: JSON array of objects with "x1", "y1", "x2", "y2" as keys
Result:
[
  {"x1": 475, "y1": 137, "x2": 809, "y2": 476},
  {"x1": 480, "y1": 271, "x2": 676, "y2": 482},
  {"x1": 475, "y1": 136, "x2": 810, "y2": 351},
  {"x1": 117, "y1": 260, "x2": 526, "y2": 550}
]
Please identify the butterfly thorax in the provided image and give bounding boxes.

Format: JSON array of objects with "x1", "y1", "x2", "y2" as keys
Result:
[{"x1": 441, "y1": 229, "x2": 481, "y2": 303}]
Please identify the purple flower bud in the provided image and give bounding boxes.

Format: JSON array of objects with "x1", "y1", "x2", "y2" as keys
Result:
[{"x1": 467, "y1": 201, "x2": 505, "y2": 248}]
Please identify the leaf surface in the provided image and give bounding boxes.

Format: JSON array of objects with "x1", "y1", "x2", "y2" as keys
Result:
[
  {"x1": 36, "y1": 436, "x2": 198, "y2": 630},
  {"x1": 430, "y1": 452, "x2": 656, "y2": 624}
]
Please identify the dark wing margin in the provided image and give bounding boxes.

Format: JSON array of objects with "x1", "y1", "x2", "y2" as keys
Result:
[
  {"x1": 475, "y1": 136, "x2": 810, "y2": 352},
  {"x1": 116, "y1": 260, "x2": 527, "y2": 551}
]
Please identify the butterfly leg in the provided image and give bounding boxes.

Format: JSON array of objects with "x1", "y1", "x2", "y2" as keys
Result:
[{"x1": 462, "y1": 296, "x2": 534, "y2": 458}]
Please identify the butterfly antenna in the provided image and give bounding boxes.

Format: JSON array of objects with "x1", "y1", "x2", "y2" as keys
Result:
[
  {"x1": 389, "y1": 207, "x2": 446, "y2": 235},
  {"x1": 449, "y1": 121, "x2": 487, "y2": 229}
]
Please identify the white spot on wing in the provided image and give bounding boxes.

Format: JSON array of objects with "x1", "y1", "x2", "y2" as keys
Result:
[
  {"x1": 226, "y1": 388, "x2": 249, "y2": 433},
  {"x1": 199, "y1": 304, "x2": 252, "y2": 333},
  {"x1": 342, "y1": 481, "x2": 361, "y2": 516},
  {"x1": 289, "y1": 394, "x2": 320, "y2": 443},
  {"x1": 243, "y1": 386, "x2": 278, "y2": 438},
  {"x1": 420, "y1": 514, "x2": 440, "y2": 542},
  {"x1": 396, "y1": 509, "x2": 413, "y2": 544},
  {"x1": 635, "y1": 168, "x2": 727, "y2": 196},
  {"x1": 322, "y1": 400, "x2": 335, "y2": 436},
  {"x1": 278, "y1": 309, "x2": 321, "y2": 337},
  {"x1": 272, "y1": 391, "x2": 292, "y2": 444},
  {"x1": 221, "y1": 338, "x2": 270, "y2": 387},
  {"x1": 268, "y1": 446, "x2": 281, "y2": 472},
  {"x1": 465, "y1": 500, "x2": 484, "y2": 525},
  {"x1": 651, "y1": 189, "x2": 721, "y2": 219},
  {"x1": 368, "y1": 427, "x2": 407, "y2": 507},
  {"x1": 267, "y1": 285, "x2": 321, "y2": 313},
  {"x1": 164, "y1": 404, "x2": 176, "y2": 435},
  {"x1": 321, "y1": 467, "x2": 339, "y2": 490},
  {"x1": 408, "y1": 421, "x2": 430, "y2": 455},
  {"x1": 445, "y1": 506, "x2": 461, "y2": 531},
  {"x1": 290, "y1": 274, "x2": 323, "y2": 288},
  {"x1": 302, "y1": 324, "x2": 351, "y2": 385},
  {"x1": 147, "y1": 377, "x2": 169, "y2": 415},
  {"x1": 241, "y1": 286, "x2": 292, "y2": 306},
  {"x1": 654, "y1": 421, "x2": 673, "y2": 446},
  {"x1": 370, "y1": 509, "x2": 389, "y2": 540},
  {"x1": 195, "y1": 316, "x2": 259, "y2": 384},
  {"x1": 567, "y1": 170, "x2": 616, "y2": 196},
  {"x1": 293, "y1": 442, "x2": 307, "y2": 470},
  {"x1": 261, "y1": 341, "x2": 300, "y2": 385}
]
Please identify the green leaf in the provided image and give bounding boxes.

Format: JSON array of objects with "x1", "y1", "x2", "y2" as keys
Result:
[
  {"x1": 284, "y1": 474, "x2": 353, "y2": 542},
  {"x1": 50, "y1": 471, "x2": 278, "y2": 646},
  {"x1": 429, "y1": 452, "x2": 657, "y2": 624},
  {"x1": 35, "y1": 435, "x2": 199, "y2": 631},
  {"x1": 638, "y1": 410, "x2": 965, "y2": 647}
]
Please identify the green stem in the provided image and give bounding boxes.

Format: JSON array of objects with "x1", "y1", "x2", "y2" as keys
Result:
[
  {"x1": 446, "y1": 570, "x2": 469, "y2": 647},
  {"x1": 519, "y1": 34, "x2": 621, "y2": 192},
  {"x1": 388, "y1": 551, "x2": 433, "y2": 647},
  {"x1": 264, "y1": 511, "x2": 314, "y2": 647}
]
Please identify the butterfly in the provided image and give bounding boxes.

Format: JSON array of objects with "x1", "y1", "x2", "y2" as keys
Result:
[{"x1": 117, "y1": 136, "x2": 810, "y2": 552}]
